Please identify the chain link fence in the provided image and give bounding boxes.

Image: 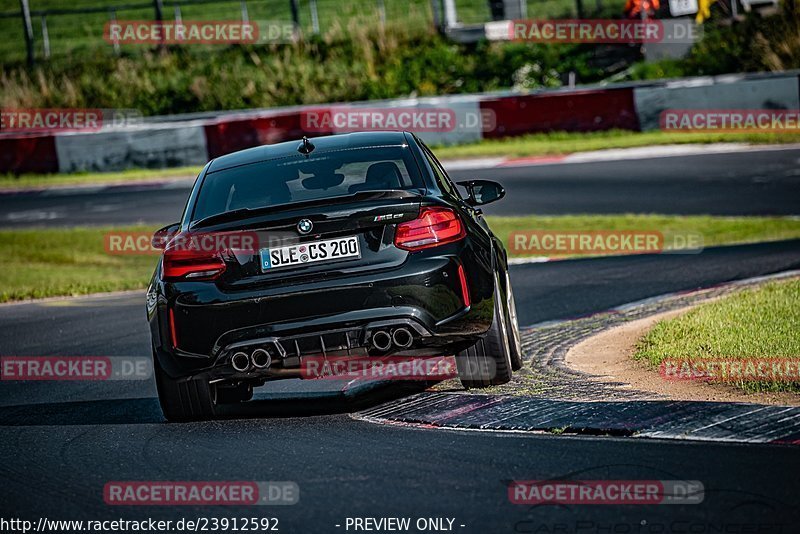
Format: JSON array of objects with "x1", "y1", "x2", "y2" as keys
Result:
[{"x1": 0, "y1": 0, "x2": 625, "y2": 64}]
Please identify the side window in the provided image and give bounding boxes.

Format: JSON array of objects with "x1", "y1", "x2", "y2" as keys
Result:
[{"x1": 421, "y1": 145, "x2": 460, "y2": 200}]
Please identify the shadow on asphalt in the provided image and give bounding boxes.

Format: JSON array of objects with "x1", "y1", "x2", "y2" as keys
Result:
[{"x1": 0, "y1": 381, "x2": 429, "y2": 426}]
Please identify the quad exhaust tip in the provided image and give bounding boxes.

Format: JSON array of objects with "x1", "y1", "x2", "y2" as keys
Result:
[
  {"x1": 371, "y1": 330, "x2": 393, "y2": 352},
  {"x1": 371, "y1": 328, "x2": 414, "y2": 351},
  {"x1": 231, "y1": 351, "x2": 250, "y2": 372},
  {"x1": 251, "y1": 348, "x2": 272, "y2": 369},
  {"x1": 392, "y1": 327, "x2": 413, "y2": 349}
]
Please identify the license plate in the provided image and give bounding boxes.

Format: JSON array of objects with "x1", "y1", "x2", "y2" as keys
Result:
[{"x1": 260, "y1": 236, "x2": 360, "y2": 271}]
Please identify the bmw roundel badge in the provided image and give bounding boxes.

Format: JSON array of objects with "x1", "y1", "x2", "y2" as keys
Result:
[{"x1": 297, "y1": 219, "x2": 313, "y2": 234}]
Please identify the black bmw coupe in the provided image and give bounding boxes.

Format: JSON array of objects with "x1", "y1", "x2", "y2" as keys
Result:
[{"x1": 147, "y1": 131, "x2": 521, "y2": 421}]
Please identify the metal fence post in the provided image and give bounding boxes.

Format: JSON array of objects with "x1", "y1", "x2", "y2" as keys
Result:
[
  {"x1": 110, "y1": 9, "x2": 120, "y2": 55},
  {"x1": 310, "y1": 0, "x2": 319, "y2": 34},
  {"x1": 19, "y1": 0, "x2": 35, "y2": 66},
  {"x1": 575, "y1": 0, "x2": 584, "y2": 18},
  {"x1": 41, "y1": 15, "x2": 50, "y2": 59},
  {"x1": 430, "y1": 0, "x2": 442, "y2": 32},
  {"x1": 442, "y1": 0, "x2": 456, "y2": 27},
  {"x1": 289, "y1": 0, "x2": 300, "y2": 32},
  {"x1": 154, "y1": 0, "x2": 165, "y2": 49},
  {"x1": 377, "y1": 0, "x2": 386, "y2": 26}
]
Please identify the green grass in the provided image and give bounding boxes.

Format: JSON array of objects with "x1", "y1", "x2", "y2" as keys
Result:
[
  {"x1": 634, "y1": 279, "x2": 800, "y2": 393},
  {"x1": 486, "y1": 214, "x2": 800, "y2": 257},
  {"x1": 0, "y1": 167, "x2": 201, "y2": 190},
  {"x1": 2, "y1": 216, "x2": 799, "y2": 302},
  {"x1": 0, "y1": 226, "x2": 158, "y2": 302},
  {"x1": 0, "y1": 0, "x2": 434, "y2": 62},
  {"x1": 433, "y1": 130, "x2": 800, "y2": 159},
  {"x1": 3, "y1": 129, "x2": 799, "y2": 189}
]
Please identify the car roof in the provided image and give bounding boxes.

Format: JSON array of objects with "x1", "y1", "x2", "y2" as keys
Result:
[{"x1": 206, "y1": 131, "x2": 413, "y2": 174}]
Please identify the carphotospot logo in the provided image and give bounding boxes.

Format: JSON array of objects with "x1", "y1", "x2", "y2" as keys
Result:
[
  {"x1": 301, "y1": 355, "x2": 460, "y2": 381},
  {"x1": 0, "y1": 356, "x2": 151, "y2": 381},
  {"x1": 103, "y1": 481, "x2": 298, "y2": 505},
  {"x1": 300, "y1": 107, "x2": 497, "y2": 133},
  {"x1": 509, "y1": 230, "x2": 703, "y2": 256},
  {"x1": 661, "y1": 109, "x2": 800, "y2": 132},
  {"x1": 104, "y1": 21, "x2": 258, "y2": 45},
  {"x1": 508, "y1": 480, "x2": 705, "y2": 505},
  {"x1": 660, "y1": 358, "x2": 800, "y2": 382}
]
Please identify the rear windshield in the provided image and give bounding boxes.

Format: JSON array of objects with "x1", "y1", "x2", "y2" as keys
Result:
[{"x1": 192, "y1": 146, "x2": 425, "y2": 222}]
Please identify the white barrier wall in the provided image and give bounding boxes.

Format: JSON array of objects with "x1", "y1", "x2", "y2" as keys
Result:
[
  {"x1": 5, "y1": 70, "x2": 796, "y2": 174},
  {"x1": 633, "y1": 75, "x2": 800, "y2": 131},
  {"x1": 325, "y1": 95, "x2": 486, "y2": 146},
  {"x1": 54, "y1": 125, "x2": 208, "y2": 173}
]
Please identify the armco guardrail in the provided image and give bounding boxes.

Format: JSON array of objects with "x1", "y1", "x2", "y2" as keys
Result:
[{"x1": 1, "y1": 70, "x2": 798, "y2": 174}]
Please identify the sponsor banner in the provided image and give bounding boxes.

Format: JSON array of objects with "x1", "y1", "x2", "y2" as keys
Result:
[
  {"x1": 509, "y1": 230, "x2": 703, "y2": 256},
  {"x1": 660, "y1": 109, "x2": 800, "y2": 132},
  {"x1": 301, "y1": 355, "x2": 459, "y2": 381},
  {"x1": 0, "y1": 356, "x2": 151, "y2": 381},
  {"x1": 660, "y1": 359, "x2": 800, "y2": 382},
  {"x1": 509, "y1": 480, "x2": 705, "y2": 505},
  {"x1": 104, "y1": 481, "x2": 298, "y2": 506},
  {"x1": 300, "y1": 106, "x2": 496, "y2": 134},
  {"x1": 104, "y1": 21, "x2": 258, "y2": 45}
]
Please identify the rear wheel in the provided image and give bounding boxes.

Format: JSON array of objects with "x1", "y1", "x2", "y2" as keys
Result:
[
  {"x1": 153, "y1": 351, "x2": 217, "y2": 422},
  {"x1": 456, "y1": 275, "x2": 514, "y2": 389},
  {"x1": 504, "y1": 269, "x2": 523, "y2": 371}
]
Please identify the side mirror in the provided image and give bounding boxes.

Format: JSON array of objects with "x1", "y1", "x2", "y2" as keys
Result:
[
  {"x1": 457, "y1": 180, "x2": 505, "y2": 206},
  {"x1": 152, "y1": 223, "x2": 180, "y2": 250}
]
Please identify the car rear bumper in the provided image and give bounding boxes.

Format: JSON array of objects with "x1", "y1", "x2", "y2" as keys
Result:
[{"x1": 150, "y1": 245, "x2": 495, "y2": 379}]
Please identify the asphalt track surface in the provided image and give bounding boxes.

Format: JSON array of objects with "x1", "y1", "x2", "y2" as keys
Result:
[
  {"x1": 2, "y1": 148, "x2": 800, "y2": 532},
  {"x1": 2, "y1": 148, "x2": 799, "y2": 228},
  {"x1": 2, "y1": 239, "x2": 800, "y2": 532}
]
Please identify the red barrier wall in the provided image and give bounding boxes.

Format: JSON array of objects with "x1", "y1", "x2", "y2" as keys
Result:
[
  {"x1": 0, "y1": 135, "x2": 59, "y2": 174},
  {"x1": 479, "y1": 88, "x2": 640, "y2": 138},
  {"x1": 203, "y1": 112, "x2": 334, "y2": 159}
]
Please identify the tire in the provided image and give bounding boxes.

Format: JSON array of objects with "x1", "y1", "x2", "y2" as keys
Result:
[
  {"x1": 153, "y1": 350, "x2": 217, "y2": 422},
  {"x1": 456, "y1": 275, "x2": 514, "y2": 389},
  {"x1": 504, "y1": 269, "x2": 523, "y2": 371}
]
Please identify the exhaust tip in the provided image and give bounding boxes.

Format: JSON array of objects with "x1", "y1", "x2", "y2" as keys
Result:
[
  {"x1": 251, "y1": 348, "x2": 272, "y2": 369},
  {"x1": 392, "y1": 327, "x2": 413, "y2": 349},
  {"x1": 231, "y1": 351, "x2": 250, "y2": 372},
  {"x1": 371, "y1": 330, "x2": 392, "y2": 352}
]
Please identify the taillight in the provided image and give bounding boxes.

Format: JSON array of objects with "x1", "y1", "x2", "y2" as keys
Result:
[
  {"x1": 394, "y1": 207, "x2": 466, "y2": 251},
  {"x1": 161, "y1": 248, "x2": 226, "y2": 281}
]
